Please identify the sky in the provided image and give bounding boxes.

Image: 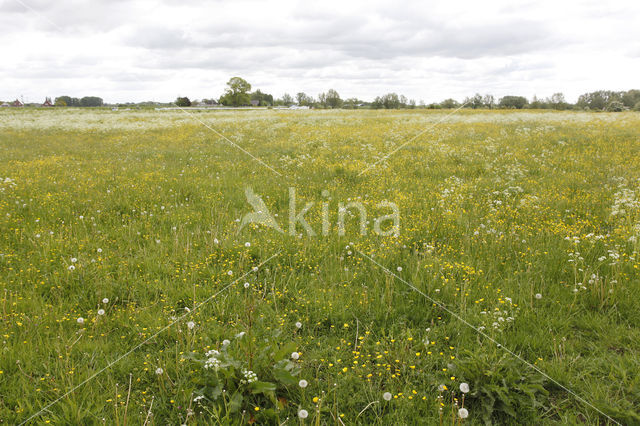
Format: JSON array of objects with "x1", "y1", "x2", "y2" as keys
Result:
[{"x1": 1, "y1": 0, "x2": 639, "y2": 104}]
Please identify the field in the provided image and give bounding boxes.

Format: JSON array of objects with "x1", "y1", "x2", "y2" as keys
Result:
[{"x1": 1, "y1": 108, "x2": 639, "y2": 425}]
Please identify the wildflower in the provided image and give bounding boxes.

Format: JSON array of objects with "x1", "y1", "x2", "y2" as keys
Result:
[
  {"x1": 458, "y1": 408, "x2": 469, "y2": 419},
  {"x1": 155, "y1": 368, "x2": 163, "y2": 375},
  {"x1": 68, "y1": 265, "x2": 75, "y2": 271},
  {"x1": 187, "y1": 321, "x2": 195, "y2": 330},
  {"x1": 396, "y1": 266, "x2": 403, "y2": 272},
  {"x1": 295, "y1": 321, "x2": 302, "y2": 329},
  {"x1": 383, "y1": 392, "x2": 392, "y2": 401},
  {"x1": 241, "y1": 369, "x2": 257, "y2": 384},
  {"x1": 244, "y1": 282, "x2": 250, "y2": 288},
  {"x1": 535, "y1": 293, "x2": 542, "y2": 299},
  {"x1": 227, "y1": 270, "x2": 233, "y2": 276},
  {"x1": 291, "y1": 352, "x2": 300, "y2": 360},
  {"x1": 97, "y1": 309, "x2": 105, "y2": 316},
  {"x1": 298, "y1": 409, "x2": 308, "y2": 419},
  {"x1": 97, "y1": 248, "x2": 102, "y2": 253},
  {"x1": 299, "y1": 379, "x2": 308, "y2": 388},
  {"x1": 102, "y1": 298, "x2": 109, "y2": 304},
  {"x1": 77, "y1": 317, "x2": 84, "y2": 325},
  {"x1": 235, "y1": 331, "x2": 245, "y2": 338},
  {"x1": 459, "y1": 383, "x2": 469, "y2": 393},
  {"x1": 222, "y1": 339, "x2": 230, "y2": 346},
  {"x1": 244, "y1": 242, "x2": 251, "y2": 247}
]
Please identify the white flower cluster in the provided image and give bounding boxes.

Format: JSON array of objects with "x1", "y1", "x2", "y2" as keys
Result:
[
  {"x1": 204, "y1": 350, "x2": 221, "y2": 370},
  {"x1": 240, "y1": 369, "x2": 257, "y2": 384},
  {"x1": 0, "y1": 177, "x2": 17, "y2": 192},
  {"x1": 611, "y1": 188, "x2": 639, "y2": 217}
]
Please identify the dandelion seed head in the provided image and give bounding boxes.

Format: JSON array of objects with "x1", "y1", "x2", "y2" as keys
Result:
[{"x1": 458, "y1": 408, "x2": 469, "y2": 419}]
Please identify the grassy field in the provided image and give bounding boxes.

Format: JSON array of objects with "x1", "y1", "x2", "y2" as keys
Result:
[{"x1": 1, "y1": 108, "x2": 639, "y2": 425}]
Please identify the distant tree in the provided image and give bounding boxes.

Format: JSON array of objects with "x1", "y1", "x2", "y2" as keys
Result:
[
  {"x1": 440, "y1": 98, "x2": 459, "y2": 109},
  {"x1": 408, "y1": 99, "x2": 416, "y2": 109},
  {"x1": 371, "y1": 96, "x2": 383, "y2": 109},
  {"x1": 54, "y1": 98, "x2": 67, "y2": 107},
  {"x1": 343, "y1": 97, "x2": 362, "y2": 109},
  {"x1": 499, "y1": 96, "x2": 528, "y2": 109},
  {"x1": 576, "y1": 90, "x2": 621, "y2": 111},
  {"x1": 219, "y1": 77, "x2": 252, "y2": 107},
  {"x1": 634, "y1": 101, "x2": 640, "y2": 111},
  {"x1": 549, "y1": 92, "x2": 568, "y2": 110},
  {"x1": 250, "y1": 89, "x2": 273, "y2": 106},
  {"x1": 175, "y1": 96, "x2": 191, "y2": 107},
  {"x1": 621, "y1": 90, "x2": 640, "y2": 108},
  {"x1": 606, "y1": 101, "x2": 625, "y2": 112},
  {"x1": 79, "y1": 96, "x2": 103, "y2": 107},
  {"x1": 381, "y1": 93, "x2": 400, "y2": 109},
  {"x1": 283, "y1": 93, "x2": 294, "y2": 106},
  {"x1": 296, "y1": 92, "x2": 314, "y2": 106},
  {"x1": 482, "y1": 94, "x2": 495, "y2": 109},
  {"x1": 321, "y1": 89, "x2": 342, "y2": 109},
  {"x1": 55, "y1": 96, "x2": 80, "y2": 106},
  {"x1": 464, "y1": 93, "x2": 483, "y2": 109}
]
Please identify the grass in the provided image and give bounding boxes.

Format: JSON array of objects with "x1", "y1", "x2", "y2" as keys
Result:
[{"x1": 1, "y1": 108, "x2": 639, "y2": 424}]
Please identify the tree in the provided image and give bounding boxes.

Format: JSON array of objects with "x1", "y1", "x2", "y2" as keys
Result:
[
  {"x1": 549, "y1": 93, "x2": 568, "y2": 110},
  {"x1": 55, "y1": 96, "x2": 80, "y2": 106},
  {"x1": 79, "y1": 96, "x2": 103, "y2": 107},
  {"x1": 343, "y1": 98, "x2": 362, "y2": 109},
  {"x1": 54, "y1": 98, "x2": 67, "y2": 107},
  {"x1": 220, "y1": 77, "x2": 251, "y2": 107},
  {"x1": 382, "y1": 93, "x2": 400, "y2": 109},
  {"x1": 280, "y1": 93, "x2": 294, "y2": 106},
  {"x1": 483, "y1": 94, "x2": 495, "y2": 109},
  {"x1": 464, "y1": 93, "x2": 483, "y2": 109},
  {"x1": 576, "y1": 90, "x2": 620, "y2": 111},
  {"x1": 296, "y1": 92, "x2": 314, "y2": 106},
  {"x1": 440, "y1": 98, "x2": 459, "y2": 109},
  {"x1": 319, "y1": 89, "x2": 342, "y2": 109},
  {"x1": 499, "y1": 96, "x2": 528, "y2": 109},
  {"x1": 250, "y1": 89, "x2": 273, "y2": 106},
  {"x1": 175, "y1": 96, "x2": 191, "y2": 107}
]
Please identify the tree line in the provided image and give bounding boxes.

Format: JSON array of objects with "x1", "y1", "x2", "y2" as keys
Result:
[
  {"x1": 35, "y1": 78, "x2": 640, "y2": 111},
  {"x1": 173, "y1": 77, "x2": 640, "y2": 111}
]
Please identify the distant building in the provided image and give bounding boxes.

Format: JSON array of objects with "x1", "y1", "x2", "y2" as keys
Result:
[
  {"x1": 11, "y1": 99, "x2": 23, "y2": 107},
  {"x1": 42, "y1": 97, "x2": 53, "y2": 107},
  {"x1": 0, "y1": 102, "x2": 9, "y2": 107},
  {"x1": 250, "y1": 100, "x2": 260, "y2": 107}
]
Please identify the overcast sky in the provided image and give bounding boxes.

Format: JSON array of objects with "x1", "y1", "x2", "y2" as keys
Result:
[{"x1": 1, "y1": 0, "x2": 639, "y2": 103}]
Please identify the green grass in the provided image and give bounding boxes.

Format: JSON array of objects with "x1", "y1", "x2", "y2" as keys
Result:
[{"x1": 1, "y1": 108, "x2": 639, "y2": 424}]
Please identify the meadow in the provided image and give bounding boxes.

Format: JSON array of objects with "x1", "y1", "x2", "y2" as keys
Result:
[{"x1": 1, "y1": 108, "x2": 639, "y2": 425}]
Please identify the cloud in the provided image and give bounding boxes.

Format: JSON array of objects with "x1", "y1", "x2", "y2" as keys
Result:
[{"x1": 1, "y1": 0, "x2": 639, "y2": 102}]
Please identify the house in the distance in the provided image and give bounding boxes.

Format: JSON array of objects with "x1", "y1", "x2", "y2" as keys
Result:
[
  {"x1": 11, "y1": 99, "x2": 24, "y2": 107},
  {"x1": 0, "y1": 102, "x2": 9, "y2": 107},
  {"x1": 42, "y1": 97, "x2": 53, "y2": 107}
]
